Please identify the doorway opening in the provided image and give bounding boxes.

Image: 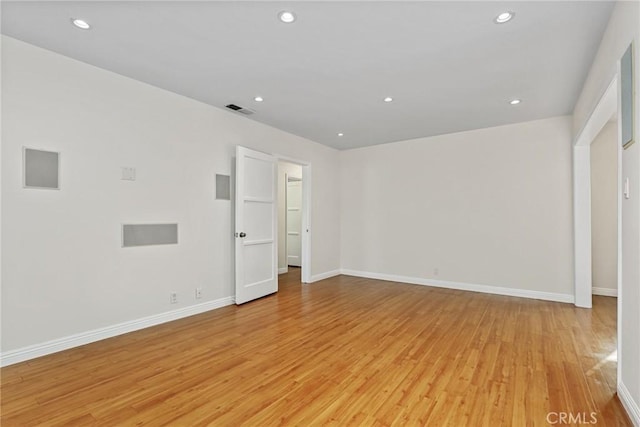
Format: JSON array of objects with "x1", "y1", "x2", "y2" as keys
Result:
[
  {"x1": 234, "y1": 147, "x2": 312, "y2": 305},
  {"x1": 573, "y1": 74, "x2": 622, "y2": 389},
  {"x1": 590, "y1": 114, "x2": 619, "y2": 299},
  {"x1": 574, "y1": 77, "x2": 618, "y2": 308},
  {"x1": 277, "y1": 159, "x2": 311, "y2": 283}
]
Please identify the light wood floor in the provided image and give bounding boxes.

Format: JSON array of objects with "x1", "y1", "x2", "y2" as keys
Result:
[{"x1": 1, "y1": 269, "x2": 631, "y2": 426}]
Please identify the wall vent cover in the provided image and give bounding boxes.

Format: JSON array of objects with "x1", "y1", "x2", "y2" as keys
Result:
[{"x1": 225, "y1": 104, "x2": 255, "y2": 115}]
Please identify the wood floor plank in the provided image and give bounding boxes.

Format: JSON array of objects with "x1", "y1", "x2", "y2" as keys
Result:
[{"x1": 1, "y1": 269, "x2": 631, "y2": 426}]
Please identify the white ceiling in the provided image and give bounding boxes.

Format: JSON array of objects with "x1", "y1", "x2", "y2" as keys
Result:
[{"x1": 1, "y1": 1, "x2": 613, "y2": 150}]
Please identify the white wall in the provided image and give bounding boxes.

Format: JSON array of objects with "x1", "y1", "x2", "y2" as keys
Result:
[
  {"x1": 277, "y1": 161, "x2": 302, "y2": 272},
  {"x1": 0, "y1": 29, "x2": 4, "y2": 364},
  {"x1": 340, "y1": 116, "x2": 574, "y2": 300},
  {"x1": 572, "y1": 1, "x2": 640, "y2": 422},
  {"x1": 590, "y1": 121, "x2": 618, "y2": 294},
  {"x1": 1, "y1": 36, "x2": 340, "y2": 354}
]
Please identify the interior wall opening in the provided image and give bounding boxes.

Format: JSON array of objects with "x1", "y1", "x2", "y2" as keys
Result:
[
  {"x1": 590, "y1": 114, "x2": 619, "y2": 299},
  {"x1": 277, "y1": 160, "x2": 304, "y2": 282}
]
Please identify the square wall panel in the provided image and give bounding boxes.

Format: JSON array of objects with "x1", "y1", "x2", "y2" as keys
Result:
[{"x1": 24, "y1": 148, "x2": 59, "y2": 189}]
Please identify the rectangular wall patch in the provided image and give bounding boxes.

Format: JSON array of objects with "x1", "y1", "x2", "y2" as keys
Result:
[
  {"x1": 24, "y1": 148, "x2": 60, "y2": 189},
  {"x1": 122, "y1": 224, "x2": 178, "y2": 247},
  {"x1": 216, "y1": 174, "x2": 231, "y2": 200}
]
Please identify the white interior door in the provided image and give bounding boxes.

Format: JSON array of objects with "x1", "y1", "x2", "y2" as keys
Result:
[
  {"x1": 235, "y1": 146, "x2": 278, "y2": 305},
  {"x1": 287, "y1": 179, "x2": 302, "y2": 267}
]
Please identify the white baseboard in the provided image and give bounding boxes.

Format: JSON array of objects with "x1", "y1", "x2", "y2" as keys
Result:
[
  {"x1": 618, "y1": 381, "x2": 640, "y2": 426},
  {"x1": 592, "y1": 287, "x2": 618, "y2": 297},
  {"x1": 278, "y1": 267, "x2": 288, "y2": 274},
  {"x1": 0, "y1": 296, "x2": 235, "y2": 367},
  {"x1": 309, "y1": 269, "x2": 341, "y2": 283},
  {"x1": 340, "y1": 269, "x2": 575, "y2": 304}
]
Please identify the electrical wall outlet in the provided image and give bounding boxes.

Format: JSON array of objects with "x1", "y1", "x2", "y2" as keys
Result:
[
  {"x1": 195, "y1": 288, "x2": 202, "y2": 299},
  {"x1": 170, "y1": 292, "x2": 178, "y2": 304},
  {"x1": 434, "y1": 268, "x2": 439, "y2": 276}
]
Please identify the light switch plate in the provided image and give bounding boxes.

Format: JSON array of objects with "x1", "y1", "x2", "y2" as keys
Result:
[
  {"x1": 624, "y1": 177, "x2": 630, "y2": 199},
  {"x1": 121, "y1": 167, "x2": 136, "y2": 181}
]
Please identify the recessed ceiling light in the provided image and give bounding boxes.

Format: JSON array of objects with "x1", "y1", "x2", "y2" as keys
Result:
[
  {"x1": 71, "y1": 18, "x2": 91, "y2": 30},
  {"x1": 278, "y1": 11, "x2": 296, "y2": 24},
  {"x1": 384, "y1": 97, "x2": 393, "y2": 103},
  {"x1": 494, "y1": 11, "x2": 515, "y2": 24},
  {"x1": 510, "y1": 99, "x2": 521, "y2": 105},
  {"x1": 337, "y1": 133, "x2": 344, "y2": 137},
  {"x1": 254, "y1": 96, "x2": 264, "y2": 102}
]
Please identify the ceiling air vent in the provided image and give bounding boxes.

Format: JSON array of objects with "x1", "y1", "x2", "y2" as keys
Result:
[{"x1": 225, "y1": 104, "x2": 255, "y2": 115}]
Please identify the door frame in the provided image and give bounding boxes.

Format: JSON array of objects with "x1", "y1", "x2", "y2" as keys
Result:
[
  {"x1": 276, "y1": 154, "x2": 312, "y2": 284},
  {"x1": 573, "y1": 76, "x2": 618, "y2": 309},
  {"x1": 572, "y1": 73, "x2": 623, "y2": 388}
]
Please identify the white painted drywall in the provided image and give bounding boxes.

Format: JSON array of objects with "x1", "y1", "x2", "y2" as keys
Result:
[
  {"x1": 573, "y1": 1, "x2": 640, "y2": 421},
  {"x1": 277, "y1": 161, "x2": 302, "y2": 272},
  {"x1": 340, "y1": 116, "x2": 574, "y2": 297},
  {"x1": 590, "y1": 121, "x2": 618, "y2": 294},
  {"x1": 0, "y1": 30, "x2": 3, "y2": 359},
  {"x1": 1, "y1": 36, "x2": 340, "y2": 353}
]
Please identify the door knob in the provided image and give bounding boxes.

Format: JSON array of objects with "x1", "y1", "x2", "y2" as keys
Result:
[{"x1": 239, "y1": 232, "x2": 246, "y2": 238}]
